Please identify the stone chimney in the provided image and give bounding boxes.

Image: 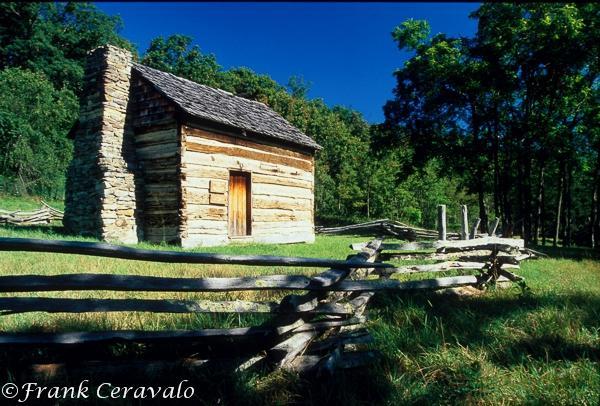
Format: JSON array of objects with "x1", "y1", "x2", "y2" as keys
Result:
[{"x1": 63, "y1": 45, "x2": 140, "y2": 244}]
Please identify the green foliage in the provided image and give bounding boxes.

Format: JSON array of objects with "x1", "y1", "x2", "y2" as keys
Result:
[
  {"x1": 386, "y1": 3, "x2": 600, "y2": 244},
  {"x1": 287, "y1": 75, "x2": 312, "y2": 99},
  {"x1": 392, "y1": 18, "x2": 430, "y2": 51},
  {"x1": 141, "y1": 35, "x2": 222, "y2": 88},
  {"x1": 0, "y1": 2, "x2": 133, "y2": 199},
  {"x1": 0, "y1": 68, "x2": 77, "y2": 198},
  {"x1": 0, "y1": 2, "x2": 135, "y2": 93},
  {"x1": 396, "y1": 159, "x2": 477, "y2": 229}
]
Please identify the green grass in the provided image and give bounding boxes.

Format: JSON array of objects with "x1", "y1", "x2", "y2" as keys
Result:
[
  {"x1": 0, "y1": 194, "x2": 64, "y2": 211},
  {"x1": 0, "y1": 199, "x2": 598, "y2": 404}
]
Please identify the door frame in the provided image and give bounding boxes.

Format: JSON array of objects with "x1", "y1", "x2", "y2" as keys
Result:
[{"x1": 228, "y1": 170, "x2": 252, "y2": 238}]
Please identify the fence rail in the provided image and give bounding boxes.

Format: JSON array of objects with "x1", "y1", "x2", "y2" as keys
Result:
[
  {"x1": 316, "y1": 205, "x2": 504, "y2": 242},
  {"x1": 0, "y1": 230, "x2": 535, "y2": 378},
  {"x1": 0, "y1": 237, "x2": 385, "y2": 376},
  {"x1": 0, "y1": 201, "x2": 63, "y2": 225},
  {"x1": 0, "y1": 237, "x2": 390, "y2": 269}
]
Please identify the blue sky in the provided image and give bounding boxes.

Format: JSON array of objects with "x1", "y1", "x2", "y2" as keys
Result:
[{"x1": 96, "y1": 2, "x2": 480, "y2": 123}]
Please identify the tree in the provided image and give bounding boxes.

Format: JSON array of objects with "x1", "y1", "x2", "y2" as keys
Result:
[
  {"x1": 384, "y1": 3, "x2": 599, "y2": 245},
  {"x1": 0, "y1": 2, "x2": 134, "y2": 93},
  {"x1": 142, "y1": 35, "x2": 222, "y2": 89},
  {"x1": 0, "y1": 68, "x2": 78, "y2": 197},
  {"x1": 287, "y1": 75, "x2": 312, "y2": 99}
]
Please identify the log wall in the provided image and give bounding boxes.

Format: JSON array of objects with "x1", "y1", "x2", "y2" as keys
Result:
[
  {"x1": 129, "y1": 74, "x2": 182, "y2": 244},
  {"x1": 134, "y1": 126, "x2": 181, "y2": 244},
  {"x1": 180, "y1": 126, "x2": 315, "y2": 247}
]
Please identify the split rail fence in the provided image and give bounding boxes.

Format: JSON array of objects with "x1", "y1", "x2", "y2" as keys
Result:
[
  {"x1": 0, "y1": 205, "x2": 537, "y2": 378},
  {"x1": 316, "y1": 204, "x2": 501, "y2": 241},
  {"x1": 0, "y1": 201, "x2": 63, "y2": 226}
]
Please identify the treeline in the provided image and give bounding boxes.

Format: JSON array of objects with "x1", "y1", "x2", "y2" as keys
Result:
[
  {"x1": 0, "y1": 3, "x2": 132, "y2": 197},
  {"x1": 383, "y1": 3, "x2": 599, "y2": 247},
  {"x1": 0, "y1": 3, "x2": 597, "y2": 247}
]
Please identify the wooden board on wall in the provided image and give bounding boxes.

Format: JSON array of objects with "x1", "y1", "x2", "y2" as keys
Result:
[
  {"x1": 252, "y1": 183, "x2": 313, "y2": 199},
  {"x1": 184, "y1": 204, "x2": 227, "y2": 220},
  {"x1": 251, "y1": 173, "x2": 313, "y2": 190},
  {"x1": 252, "y1": 195, "x2": 312, "y2": 211},
  {"x1": 183, "y1": 126, "x2": 313, "y2": 160},
  {"x1": 252, "y1": 209, "x2": 312, "y2": 222},
  {"x1": 185, "y1": 141, "x2": 313, "y2": 172},
  {"x1": 180, "y1": 166, "x2": 229, "y2": 181},
  {"x1": 179, "y1": 124, "x2": 316, "y2": 247},
  {"x1": 183, "y1": 188, "x2": 210, "y2": 205},
  {"x1": 181, "y1": 154, "x2": 313, "y2": 182}
]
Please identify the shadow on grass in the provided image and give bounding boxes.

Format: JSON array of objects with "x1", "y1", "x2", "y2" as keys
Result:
[
  {"x1": 531, "y1": 244, "x2": 600, "y2": 261},
  {"x1": 2, "y1": 343, "x2": 394, "y2": 405},
  {"x1": 361, "y1": 289, "x2": 600, "y2": 404},
  {"x1": 4, "y1": 361, "x2": 393, "y2": 405},
  {"x1": 0, "y1": 288, "x2": 598, "y2": 404},
  {"x1": 370, "y1": 289, "x2": 600, "y2": 366},
  {"x1": 0, "y1": 223, "x2": 71, "y2": 237},
  {"x1": 0, "y1": 312, "x2": 395, "y2": 405}
]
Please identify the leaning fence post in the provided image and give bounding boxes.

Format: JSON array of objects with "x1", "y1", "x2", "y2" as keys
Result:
[
  {"x1": 470, "y1": 218, "x2": 481, "y2": 239},
  {"x1": 489, "y1": 218, "x2": 500, "y2": 237},
  {"x1": 460, "y1": 205, "x2": 469, "y2": 240},
  {"x1": 437, "y1": 205, "x2": 447, "y2": 241}
]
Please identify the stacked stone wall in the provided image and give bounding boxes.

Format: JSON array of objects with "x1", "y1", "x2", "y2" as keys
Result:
[{"x1": 63, "y1": 45, "x2": 140, "y2": 243}]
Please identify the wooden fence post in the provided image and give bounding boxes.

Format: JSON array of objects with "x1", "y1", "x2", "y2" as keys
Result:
[
  {"x1": 470, "y1": 218, "x2": 481, "y2": 239},
  {"x1": 460, "y1": 205, "x2": 469, "y2": 240},
  {"x1": 489, "y1": 218, "x2": 500, "y2": 237},
  {"x1": 437, "y1": 205, "x2": 447, "y2": 241}
]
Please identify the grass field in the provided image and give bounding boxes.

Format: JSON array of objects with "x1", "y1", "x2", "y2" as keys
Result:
[
  {"x1": 0, "y1": 194, "x2": 64, "y2": 211},
  {"x1": 0, "y1": 199, "x2": 598, "y2": 404}
]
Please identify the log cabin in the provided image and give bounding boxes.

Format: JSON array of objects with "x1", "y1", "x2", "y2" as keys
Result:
[{"x1": 64, "y1": 45, "x2": 321, "y2": 247}]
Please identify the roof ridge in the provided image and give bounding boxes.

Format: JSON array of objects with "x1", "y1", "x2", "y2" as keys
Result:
[
  {"x1": 133, "y1": 62, "x2": 234, "y2": 96},
  {"x1": 134, "y1": 63, "x2": 274, "y2": 108}
]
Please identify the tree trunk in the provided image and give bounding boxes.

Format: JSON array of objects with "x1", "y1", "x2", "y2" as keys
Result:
[
  {"x1": 366, "y1": 179, "x2": 371, "y2": 220},
  {"x1": 517, "y1": 150, "x2": 526, "y2": 240},
  {"x1": 565, "y1": 163, "x2": 573, "y2": 247},
  {"x1": 477, "y1": 170, "x2": 489, "y2": 234},
  {"x1": 524, "y1": 151, "x2": 533, "y2": 244},
  {"x1": 541, "y1": 165, "x2": 546, "y2": 246},
  {"x1": 594, "y1": 178, "x2": 600, "y2": 251},
  {"x1": 501, "y1": 145, "x2": 513, "y2": 238},
  {"x1": 491, "y1": 115, "x2": 501, "y2": 221},
  {"x1": 593, "y1": 154, "x2": 600, "y2": 249},
  {"x1": 533, "y1": 163, "x2": 545, "y2": 245},
  {"x1": 592, "y1": 176, "x2": 598, "y2": 248},
  {"x1": 554, "y1": 160, "x2": 565, "y2": 247}
]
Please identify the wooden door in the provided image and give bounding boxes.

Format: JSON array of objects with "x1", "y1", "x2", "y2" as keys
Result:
[{"x1": 228, "y1": 172, "x2": 251, "y2": 236}]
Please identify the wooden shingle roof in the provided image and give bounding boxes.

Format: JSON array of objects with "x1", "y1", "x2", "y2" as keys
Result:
[{"x1": 132, "y1": 63, "x2": 321, "y2": 151}]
